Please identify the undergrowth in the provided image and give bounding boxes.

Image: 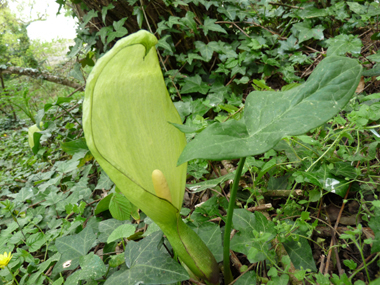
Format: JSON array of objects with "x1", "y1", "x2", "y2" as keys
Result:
[{"x1": 1, "y1": 0, "x2": 380, "y2": 284}]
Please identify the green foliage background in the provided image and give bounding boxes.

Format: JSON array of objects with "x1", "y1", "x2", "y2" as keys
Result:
[{"x1": 1, "y1": 0, "x2": 380, "y2": 284}]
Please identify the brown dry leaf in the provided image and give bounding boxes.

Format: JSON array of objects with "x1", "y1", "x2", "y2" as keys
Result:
[
  {"x1": 96, "y1": 248, "x2": 103, "y2": 260},
  {"x1": 355, "y1": 76, "x2": 365, "y2": 93},
  {"x1": 339, "y1": 214, "x2": 362, "y2": 225},
  {"x1": 326, "y1": 204, "x2": 341, "y2": 222}
]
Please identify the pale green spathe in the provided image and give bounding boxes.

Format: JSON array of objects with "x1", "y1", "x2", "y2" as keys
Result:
[
  {"x1": 28, "y1": 123, "x2": 42, "y2": 149},
  {"x1": 83, "y1": 30, "x2": 219, "y2": 284}
]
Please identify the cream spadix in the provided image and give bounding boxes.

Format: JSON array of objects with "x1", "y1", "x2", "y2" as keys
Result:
[
  {"x1": 152, "y1": 169, "x2": 172, "y2": 202},
  {"x1": 83, "y1": 30, "x2": 219, "y2": 284}
]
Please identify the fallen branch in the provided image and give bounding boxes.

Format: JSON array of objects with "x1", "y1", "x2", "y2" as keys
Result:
[{"x1": 0, "y1": 66, "x2": 84, "y2": 90}]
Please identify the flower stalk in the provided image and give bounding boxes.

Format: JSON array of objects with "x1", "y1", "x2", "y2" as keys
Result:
[{"x1": 223, "y1": 157, "x2": 246, "y2": 284}]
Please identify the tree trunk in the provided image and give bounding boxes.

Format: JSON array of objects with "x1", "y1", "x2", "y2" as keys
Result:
[
  {"x1": 0, "y1": 66, "x2": 84, "y2": 90},
  {"x1": 70, "y1": 0, "x2": 219, "y2": 56},
  {"x1": 0, "y1": 73, "x2": 17, "y2": 120}
]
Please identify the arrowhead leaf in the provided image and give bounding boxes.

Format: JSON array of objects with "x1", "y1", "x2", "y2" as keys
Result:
[{"x1": 178, "y1": 56, "x2": 362, "y2": 164}]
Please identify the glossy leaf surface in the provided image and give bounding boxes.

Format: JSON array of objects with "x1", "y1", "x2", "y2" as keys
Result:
[{"x1": 178, "y1": 56, "x2": 362, "y2": 164}]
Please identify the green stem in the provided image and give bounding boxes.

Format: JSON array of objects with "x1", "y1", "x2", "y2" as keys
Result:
[
  {"x1": 348, "y1": 252, "x2": 380, "y2": 281},
  {"x1": 223, "y1": 157, "x2": 246, "y2": 284},
  {"x1": 355, "y1": 239, "x2": 371, "y2": 282},
  {"x1": 6, "y1": 265, "x2": 19, "y2": 285},
  {"x1": 58, "y1": 104, "x2": 82, "y2": 128}
]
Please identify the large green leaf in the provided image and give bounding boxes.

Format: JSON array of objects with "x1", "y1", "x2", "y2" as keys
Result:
[{"x1": 178, "y1": 56, "x2": 362, "y2": 164}]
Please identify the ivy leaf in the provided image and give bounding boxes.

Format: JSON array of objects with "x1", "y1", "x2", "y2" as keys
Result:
[
  {"x1": 186, "y1": 53, "x2": 204, "y2": 64},
  {"x1": 329, "y1": 162, "x2": 357, "y2": 179},
  {"x1": 170, "y1": 123, "x2": 205, "y2": 134},
  {"x1": 41, "y1": 190, "x2": 66, "y2": 206},
  {"x1": 105, "y1": 231, "x2": 189, "y2": 285},
  {"x1": 202, "y1": 17, "x2": 227, "y2": 36},
  {"x1": 167, "y1": 16, "x2": 182, "y2": 28},
  {"x1": 217, "y1": 6, "x2": 238, "y2": 20},
  {"x1": 9, "y1": 187, "x2": 34, "y2": 204},
  {"x1": 278, "y1": 35, "x2": 300, "y2": 55},
  {"x1": 326, "y1": 34, "x2": 362, "y2": 56},
  {"x1": 234, "y1": 272, "x2": 257, "y2": 285},
  {"x1": 68, "y1": 38, "x2": 84, "y2": 58},
  {"x1": 55, "y1": 158, "x2": 79, "y2": 174},
  {"x1": 81, "y1": 10, "x2": 98, "y2": 27},
  {"x1": 107, "y1": 18, "x2": 129, "y2": 44},
  {"x1": 180, "y1": 11, "x2": 197, "y2": 32},
  {"x1": 132, "y1": 7, "x2": 143, "y2": 29},
  {"x1": 292, "y1": 20, "x2": 324, "y2": 44},
  {"x1": 178, "y1": 56, "x2": 362, "y2": 164},
  {"x1": 69, "y1": 62, "x2": 85, "y2": 82},
  {"x1": 53, "y1": 227, "x2": 97, "y2": 274},
  {"x1": 95, "y1": 171, "x2": 114, "y2": 190},
  {"x1": 194, "y1": 41, "x2": 215, "y2": 61},
  {"x1": 157, "y1": 35, "x2": 174, "y2": 53},
  {"x1": 98, "y1": 219, "x2": 125, "y2": 243},
  {"x1": 190, "y1": 222, "x2": 223, "y2": 262},
  {"x1": 231, "y1": 209, "x2": 276, "y2": 263},
  {"x1": 65, "y1": 253, "x2": 107, "y2": 285},
  {"x1": 101, "y1": 3, "x2": 115, "y2": 24},
  {"x1": 347, "y1": 2, "x2": 380, "y2": 17},
  {"x1": 97, "y1": 26, "x2": 113, "y2": 46},
  {"x1": 201, "y1": 0, "x2": 219, "y2": 10},
  {"x1": 181, "y1": 75, "x2": 210, "y2": 94}
]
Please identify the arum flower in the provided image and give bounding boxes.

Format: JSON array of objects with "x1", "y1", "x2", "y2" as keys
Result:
[
  {"x1": 0, "y1": 252, "x2": 12, "y2": 269},
  {"x1": 28, "y1": 122, "x2": 43, "y2": 149},
  {"x1": 83, "y1": 30, "x2": 219, "y2": 284}
]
